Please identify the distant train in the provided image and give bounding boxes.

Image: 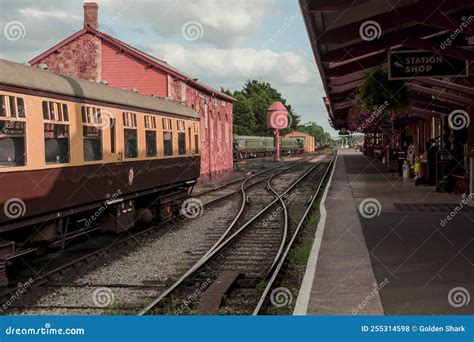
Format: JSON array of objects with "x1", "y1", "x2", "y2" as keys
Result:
[{"x1": 233, "y1": 135, "x2": 304, "y2": 159}]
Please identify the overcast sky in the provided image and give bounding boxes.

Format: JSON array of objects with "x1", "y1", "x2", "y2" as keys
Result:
[{"x1": 0, "y1": 0, "x2": 334, "y2": 134}]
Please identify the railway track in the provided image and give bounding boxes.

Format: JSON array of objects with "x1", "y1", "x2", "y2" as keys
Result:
[
  {"x1": 192, "y1": 155, "x2": 313, "y2": 206},
  {"x1": 0, "y1": 155, "x2": 321, "y2": 314},
  {"x1": 137, "y1": 152, "x2": 335, "y2": 315}
]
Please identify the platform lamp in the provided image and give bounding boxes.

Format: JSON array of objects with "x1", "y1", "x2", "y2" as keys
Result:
[{"x1": 267, "y1": 101, "x2": 289, "y2": 161}]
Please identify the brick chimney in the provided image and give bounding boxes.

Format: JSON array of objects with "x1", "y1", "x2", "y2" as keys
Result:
[{"x1": 83, "y1": 2, "x2": 99, "y2": 30}]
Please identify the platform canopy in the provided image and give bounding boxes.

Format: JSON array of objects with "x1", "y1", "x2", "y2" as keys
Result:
[{"x1": 299, "y1": 0, "x2": 474, "y2": 131}]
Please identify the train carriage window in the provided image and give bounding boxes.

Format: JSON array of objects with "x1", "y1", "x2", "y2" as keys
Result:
[
  {"x1": 124, "y1": 129, "x2": 138, "y2": 158},
  {"x1": 83, "y1": 126, "x2": 102, "y2": 161},
  {"x1": 81, "y1": 106, "x2": 103, "y2": 161},
  {"x1": 0, "y1": 121, "x2": 26, "y2": 167},
  {"x1": 43, "y1": 101, "x2": 50, "y2": 120},
  {"x1": 163, "y1": 132, "x2": 172, "y2": 156},
  {"x1": 9, "y1": 96, "x2": 16, "y2": 117},
  {"x1": 144, "y1": 115, "x2": 157, "y2": 158},
  {"x1": 110, "y1": 118, "x2": 116, "y2": 154},
  {"x1": 0, "y1": 96, "x2": 5, "y2": 117},
  {"x1": 81, "y1": 106, "x2": 86, "y2": 123},
  {"x1": 194, "y1": 123, "x2": 199, "y2": 154},
  {"x1": 62, "y1": 104, "x2": 69, "y2": 121},
  {"x1": 178, "y1": 133, "x2": 186, "y2": 155},
  {"x1": 43, "y1": 101, "x2": 70, "y2": 164},
  {"x1": 48, "y1": 101, "x2": 56, "y2": 121},
  {"x1": 162, "y1": 118, "x2": 173, "y2": 156},
  {"x1": 44, "y1": 123, "x2": 69, "y2": 164},
  {"x1": 188, "y1": 127, "x2": 191, "y2": 153},
  {"x1": 145, "y1": 131, "x2": 157, "y2": 157},
  {"x1": 0, "y1": 95, "x2": 27, "y2": 167},
  {"x1": 17, "y1": 98, "x2": 25, "y2": 118},
  {"x1": 177, "y1": 120, "x2": 186, "y2": 155},
  {"x1": 123, "y1": 112, "x2": 138, "y2": 159}
]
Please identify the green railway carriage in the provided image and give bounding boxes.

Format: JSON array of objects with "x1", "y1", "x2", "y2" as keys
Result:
[{"x1": 233, "y1": 135, "x2": 304, "y2": 159}]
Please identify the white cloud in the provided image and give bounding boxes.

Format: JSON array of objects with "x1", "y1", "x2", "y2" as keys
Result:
[
  {"x1": 148, "y1": 44, "x2": 332, "y2": 133},
  {"x1": 150, "y1": 44, "x2": 318, "y2": 87},
  {"x1": 18, "y1": 8, "x2": 81, "y2": 22},
  {"x1": 101, "y1": 0, "x2": 276, "y2": 47},
  {"x1": 0, "y1": 0, "x2": 81, "y2": 61}
]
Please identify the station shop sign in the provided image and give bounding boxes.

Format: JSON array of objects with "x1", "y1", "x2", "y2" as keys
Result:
[{"x1": 388, "y1": 50, "x2": 468, "y2": 80}]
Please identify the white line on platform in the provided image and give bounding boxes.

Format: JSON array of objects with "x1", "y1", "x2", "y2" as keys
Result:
[{"x1": 293, "y1": 150, "x2": 339, "y2": 315}]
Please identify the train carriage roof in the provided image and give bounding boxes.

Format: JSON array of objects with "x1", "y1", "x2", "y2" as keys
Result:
[{"x1": 0, "y1": 59, "x2": 198, "y2": 119}]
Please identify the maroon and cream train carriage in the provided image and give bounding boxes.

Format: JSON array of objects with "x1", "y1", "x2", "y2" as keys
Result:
[{"x1": 0, "y1": 59, "x2": 201, "y2": 284}]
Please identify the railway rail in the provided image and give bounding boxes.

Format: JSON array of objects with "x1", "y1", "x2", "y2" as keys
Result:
[
  {"x1": 137, "y1": 152, "x2": 335, "y2": 315},
  {"x1": 5, "y1": 157, "x2": 309, "y2": 265},
  {"x1": 0, "y1": 155, "x2": 321, "y2": 313}
]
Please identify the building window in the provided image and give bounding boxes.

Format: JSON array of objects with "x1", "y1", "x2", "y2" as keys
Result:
[
  {"x1": 123, "y1": 112, "x2": 138, "y2": 159},
  {"x1": 42, "y1": 101, "x2": 70, "y2": 164},
  {"x1": 81, "y1": 106, "x2": 103, "y2": 161},
  {"x1": 217, "y1": 114, "x2": 222, "y2": 142},
  {"x1": 0, "y1": 96, "x2": 27, "y2": 167},
  {"x1": 225, "y1": 117, "x2": 229, "y2": 143},
  {"x1": 209, "y1": 113, "x2": 214, "y2": 142},
  {"x1": 163, "y1": 118, "x2": 173, "y2": 156},
  {"x1": 177, "y1": 119, "x2": 186, "y2": 155}
]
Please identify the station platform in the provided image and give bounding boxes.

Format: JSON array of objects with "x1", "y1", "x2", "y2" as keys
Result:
[{"x1": 294, "y1": 149, "x2": 473, "y2": 315}]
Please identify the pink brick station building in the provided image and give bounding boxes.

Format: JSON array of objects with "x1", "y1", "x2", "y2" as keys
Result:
[{"x1": 29, "y1": 2, "x2": 235, "y2": 179}]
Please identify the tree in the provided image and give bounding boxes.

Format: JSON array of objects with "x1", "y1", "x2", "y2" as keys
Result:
[
  {"x1": 225, "y1": 80, "x2": 300, "y2": 136},
  {"x1": 232, "y1": 93, "x2": 256, "y2": 135},
  {"x1": 296, "y1": 122, "x2": 333, "y2": 144}
]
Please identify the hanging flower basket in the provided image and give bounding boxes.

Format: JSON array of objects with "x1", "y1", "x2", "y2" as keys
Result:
[{"x1": 347, "y1": 68, "x2": 408, "y2": 132}]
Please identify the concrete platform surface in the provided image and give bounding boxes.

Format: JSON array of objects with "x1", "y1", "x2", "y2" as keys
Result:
[{"x1": 294, "y1": 149, "x2": 473, "y2": 315}]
